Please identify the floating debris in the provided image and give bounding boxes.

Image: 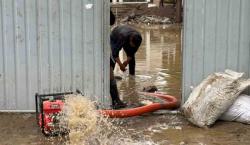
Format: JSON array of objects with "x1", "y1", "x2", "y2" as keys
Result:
[
  {"x1": 121, "y1": 14, "x2": 173, "y2": 25},
  {"x1": 143, "y1": 85, "x2": 158, "y2": 92},
  {"x1": 114, "y1": 75, "x2": 123, "y2": 80}
]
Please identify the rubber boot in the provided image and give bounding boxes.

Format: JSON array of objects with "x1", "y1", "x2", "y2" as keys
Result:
[{"x1": 110, "y1": 79, "x2": 127, "y2": 109}]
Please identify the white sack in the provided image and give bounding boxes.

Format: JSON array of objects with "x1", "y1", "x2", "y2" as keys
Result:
[
  {"x1": 220, "y1": 94, "x2": 250, "y2": 124},
  {"x1": 182, "y1": 70, "x2": 250, "y2": 128}
]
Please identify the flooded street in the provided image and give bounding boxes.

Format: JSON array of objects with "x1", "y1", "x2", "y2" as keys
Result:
[
  {"x1": 1, "y1": 24, "x2": 250, "y2": 145},
  {"x1": 114, "y1": 24, "x2": 250, "y2": 145},
  {"x1": 115, "y1": 24, "x2": 182, "y2": 106}
]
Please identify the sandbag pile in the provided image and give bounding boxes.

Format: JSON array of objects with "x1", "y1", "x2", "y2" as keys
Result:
[
  {"x1": 182, "y1": 70, "x2": 250, "y2": 128},
  {"x1": 220, "y1": 94, "x2": 250, "y2": 124}
]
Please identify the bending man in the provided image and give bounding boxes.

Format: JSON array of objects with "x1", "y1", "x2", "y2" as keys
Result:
[{"x1": 110, "y1": 25, "x2": 142, "y2": 109}]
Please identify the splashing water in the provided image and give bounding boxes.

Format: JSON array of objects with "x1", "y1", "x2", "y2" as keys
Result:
[
  {"x1": 59, "y1": 94, "x2": 98, "y2": 144},
  {"x1": 59, "y1": 94, "x2": 156, "y2": 145}
]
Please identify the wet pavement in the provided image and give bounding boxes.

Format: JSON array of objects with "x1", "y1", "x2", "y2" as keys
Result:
[{"x1": 1, "y1": 24, "x2": 250, "y2": 145}]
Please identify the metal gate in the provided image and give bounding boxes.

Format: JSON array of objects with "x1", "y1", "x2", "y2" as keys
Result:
[
  {"x1": 182, "y1": 0, "x2": 250, "y2": 102},
  {"x1": 0, "y1": 0, "x2": 110, "y2": 111}
]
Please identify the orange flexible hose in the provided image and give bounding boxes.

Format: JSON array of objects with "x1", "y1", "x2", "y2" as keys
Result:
[{"x1": 99, "y1": 92, "x2": 179, "y2": 118}]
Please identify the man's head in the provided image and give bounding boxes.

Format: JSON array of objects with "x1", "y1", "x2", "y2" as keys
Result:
[{"x1": 129, "y1": 32, "x2": 142, "y2": 50}]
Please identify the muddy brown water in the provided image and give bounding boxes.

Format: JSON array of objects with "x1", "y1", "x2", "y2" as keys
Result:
[
  {"x1": 114, "y1": 24, "x2": 182, "y2": 106},
  {"x1": 1, "y1": 24, "x2": 250, "y2": 145}
]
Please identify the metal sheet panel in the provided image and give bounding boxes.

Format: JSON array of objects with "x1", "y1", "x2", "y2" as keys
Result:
[
  {"x1": 182, "y1": 0, "x2": 250, "y2": 103},
  {"x1": 0, "y1": 0, "x2": 110, "y2": 111}
]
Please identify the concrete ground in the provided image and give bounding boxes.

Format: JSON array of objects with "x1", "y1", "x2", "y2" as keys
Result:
[{"x1": 1, "y1": 112, "x2": 250, "y2": 145}]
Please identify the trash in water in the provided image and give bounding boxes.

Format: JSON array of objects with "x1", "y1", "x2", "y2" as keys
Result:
[
  {"x1": 114, "y1": 76, "x2": 123, "y2": 80},
  {"x1": 143, "y1": 85, "x2": 158, "y2": 92}
]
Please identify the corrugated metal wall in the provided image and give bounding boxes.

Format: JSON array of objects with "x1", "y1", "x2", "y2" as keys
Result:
[
  {"x1": 0, "y1": 0, "x2": 110, "y2": 111},
  {"x1": 182, "y1": 0, "x2": 250, "y2": 102}
]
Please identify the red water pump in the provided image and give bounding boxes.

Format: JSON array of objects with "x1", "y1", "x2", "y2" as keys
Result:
[{"x1": 35, "y1": 92, "x2": 74, "y2": 136}]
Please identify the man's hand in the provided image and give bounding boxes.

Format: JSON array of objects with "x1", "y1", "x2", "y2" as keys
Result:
[
  {"x1": 119, "y1": 64, "x2": 126, "y2": 72},
  {"x1": 122, "y1": 60, "x2": 129, "y2": 67},
  {"x1": 122, "y1": 57, "x2": 132, "y2": 67},
  {"x1": 115, "y1": 57, "x2": 127, "y2": 72}
]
